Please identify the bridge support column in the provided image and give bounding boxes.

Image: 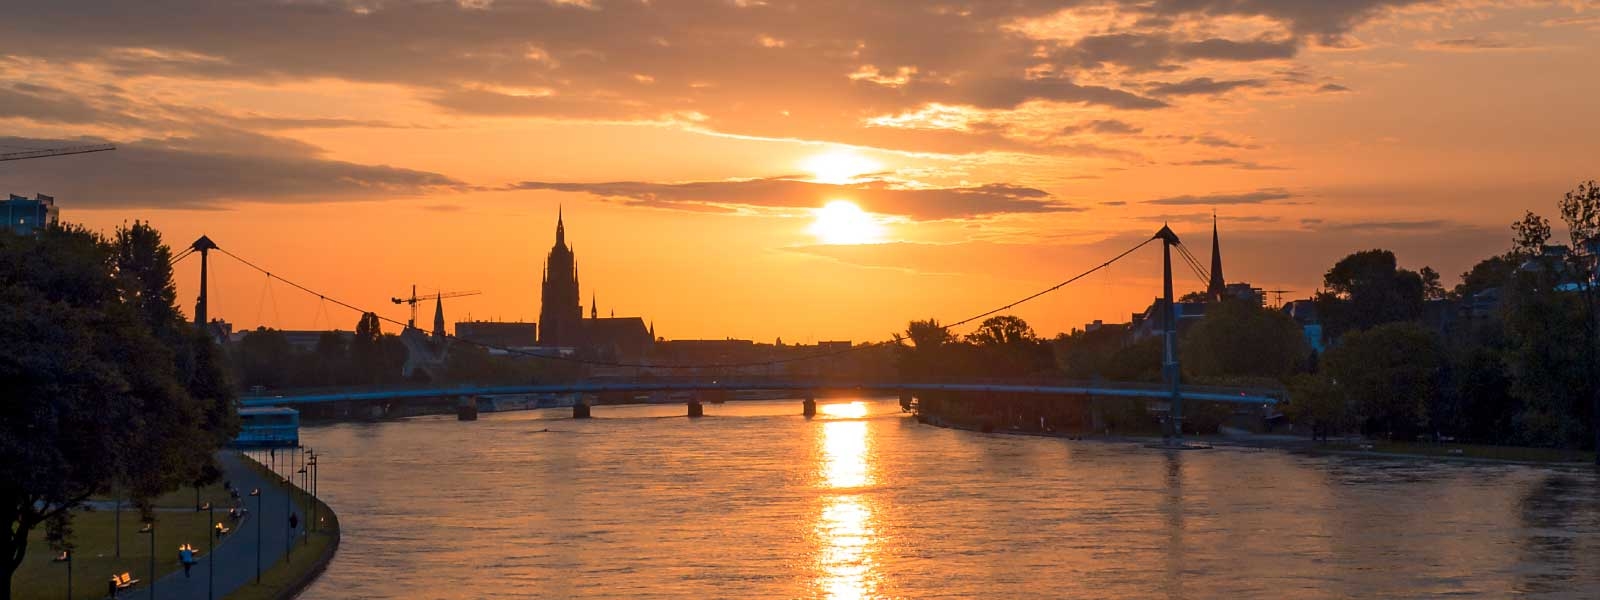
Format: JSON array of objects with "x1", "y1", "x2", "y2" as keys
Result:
[
  {"x1": 456, "y1": 396, "x2": 478, "y2": 421},
  {"x1": 687, "y1": 397, "x2": 704, "y2": 418},
  {"x1": 802, "y1": 394, "x2": 817, "y2": 417},
  {"x1": 573, "y1": 398, "x2": 592, "y2": 419}
]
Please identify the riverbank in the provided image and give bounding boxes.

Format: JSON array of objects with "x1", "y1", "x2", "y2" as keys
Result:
[{"x1": 916, "y1": 414, "x2": 1597, "y2": 466}]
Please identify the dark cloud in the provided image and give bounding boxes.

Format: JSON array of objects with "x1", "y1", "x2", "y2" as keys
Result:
[
  {"x1": 1142, "y1": 187, "x2": 1293, "y2": 205},
  {"x1": 507, "y1": 177, "x2": 1077, "y2": 220},
  {"x1": 1147, "y1": 77, "x2": 1266, "y2": 96},
  {"x1": 0, "y1": 0, "x2": 1425, "y2": 157},
  {"x1": 1171, "y1": 157, "x2": 1288, "y2": 170},
  {"x1": 1317, "y1": 83, "x2": 1352, "y2": 93},
  {"x1": 1145, "y1": 0, "x2": 1434, "y2": 45},
  {"x1": 1307, "y1": 219, "x2": 1454, "y2": 232},
  {"x1": 1059, "y1": 119, "x2": 1144, "y2": 135},
  {"x1": 0, "y1": 136, "x2": 463, "y2": 208},
  {"x1": 1420, "y1": 36, "x2": 1526, "y2": 51}
]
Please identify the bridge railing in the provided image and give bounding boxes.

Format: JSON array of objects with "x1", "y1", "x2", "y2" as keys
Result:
[{"x1": 242, "y1": 376, "x2": 1285, "y2": 402}]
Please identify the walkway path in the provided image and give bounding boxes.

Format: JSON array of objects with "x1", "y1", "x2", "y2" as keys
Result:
[{"x1": 121, "y1": 452, "x2": 316, "y2": 600}]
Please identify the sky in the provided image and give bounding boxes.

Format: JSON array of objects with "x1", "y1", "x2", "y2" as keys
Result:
[{"x1": 2, "y1": 0, "x2": 1598, "y2": 343}]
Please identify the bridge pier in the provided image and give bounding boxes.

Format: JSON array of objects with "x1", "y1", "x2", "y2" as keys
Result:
[
  {"x1": 802, "y1": 394, "x2": 816, "y2": 417},
  {"x1": 687, "y1": 398, "x2": 704, "y2": 418},
  {"x1": 573, "y1": 398, "x2": 592, "y2": 419},
  {"x1": 456, "y1": 396, "x2": 478, "y2": 421}
]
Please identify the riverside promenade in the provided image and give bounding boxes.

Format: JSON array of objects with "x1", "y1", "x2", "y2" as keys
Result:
[{"x1": 124, "y1": 452, "x2": 330, "y2": 600}]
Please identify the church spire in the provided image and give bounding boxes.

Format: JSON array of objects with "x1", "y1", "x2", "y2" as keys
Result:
[
  {"x1": 591, "y1": 292, "x2": 597, "y2": 319},
  {"x1": 1207, "y1": 212, "x2": 1226, "y2": 302},
  {"x1": 432, "y1": 294, "x2": 446, "y2": 340},
  {"x1": 555, "y1": 205, "x2": 566, "y2": 248}
]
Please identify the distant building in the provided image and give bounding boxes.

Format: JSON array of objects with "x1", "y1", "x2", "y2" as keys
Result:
[
  {"x1": 533, "y1": 209, "x2": 658, "y2": 360},
  {"x1": 539, "y1": 207, "x2": 584, "y2": 347},
  {"x1": 1282, "y1": 299, "x2": 1325, "y2": 353},
  {"x1": 456, "y1": 321, "x2": 538, "y2": 348},
  {"x1": 3, "y1": 193, "x2": 58, "y2": 234}
]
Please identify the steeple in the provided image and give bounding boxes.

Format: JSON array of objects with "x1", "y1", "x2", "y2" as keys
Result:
[
  {"x1": 555, "y1": 205, "x2": 566, "y2": 248},
  {"x1": 1207, "y1": 212, "x2": 1226, "y2": 302},
  {"x1": 591, "y1": 292, "x2": 598, "y2": 319},
  {"x1": 649, "y1": 320, "x2": 655, "y2": 340},
  {"x1": 432, "y1": 294, "x2": 446, "y2": 340}
]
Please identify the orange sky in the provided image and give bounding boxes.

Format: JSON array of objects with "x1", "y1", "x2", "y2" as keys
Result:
[{"x1": 3, "y1": 0, "x2": 1598, "y2": 342}]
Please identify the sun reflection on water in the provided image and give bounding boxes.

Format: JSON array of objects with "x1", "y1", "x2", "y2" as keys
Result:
[{"x1": 814, "y1": 402, "x2": 880, "y2": 599}]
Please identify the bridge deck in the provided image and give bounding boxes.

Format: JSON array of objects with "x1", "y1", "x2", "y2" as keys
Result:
[{"x1": 242, "y1": 380, "x2": 1280, "y2": 408}]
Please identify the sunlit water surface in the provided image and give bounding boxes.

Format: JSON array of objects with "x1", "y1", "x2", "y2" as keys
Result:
[{"x1": 298, "y1": 398, "x2": 1600, "y2": 599}]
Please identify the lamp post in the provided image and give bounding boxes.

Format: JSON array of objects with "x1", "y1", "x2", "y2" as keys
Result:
[
  {"x1": 296, "y1": 465, "x2": 308, "y2": 547},
  {"x1": 249, "y1": 488, "x2": 261, "y2": 584},
  {"x1": 201, "y1": 502, "x2": 215, "y2": 600},
  {"x1": 138, "y1": 520, "x2": 155, "y2": 600},
  {"x1": 307, "y1": 453, "x2": 318, "y2": 534},
  {"x1": 56, "y1": 549, "x2": 71, "y2": 600},
  {"x1": 283, "y1": 475, "x2": 293, "y2": 560}
]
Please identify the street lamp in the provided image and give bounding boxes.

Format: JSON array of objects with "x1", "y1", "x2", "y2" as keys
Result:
[
  {"x1": 53, "y1": 549, "x2": 71, "y2": 600},
  {"x1": 283, "y1": 475, "x2": 293, "y2": 560},
  {"x1": 201, "y1": 502, "x2": 215, "y2": 600},
  {"x1": 296, "y1": 465, "x2": 308, "y2": 547},
  {"x1": 138, "y1": 520, "x2": 155, "y2": 600},
  {"x1": 249, "y1": 488, "x2": 261, "y2": 584},
  {"x1": 307, "y1": 453, "x2": 318, "y2": 535}
]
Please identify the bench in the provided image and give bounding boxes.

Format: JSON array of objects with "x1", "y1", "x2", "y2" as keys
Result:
[{"x1": 112, "y1": 572, "x2": 139, "y2": 589}]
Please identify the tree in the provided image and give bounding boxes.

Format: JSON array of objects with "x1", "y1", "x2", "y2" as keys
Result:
[
  {"x1": 1314, "y1": 249, "x2": 1425, "y2": 340},
  {"x1": 1052, "y1": 323, "x2": 1129, "y2": 380},
  {"x1": 965, "y1": 315, "x2": 1038, "y2": 347},
  {"x1": 1321, "y1": 322, "x2": 1444, "y2": 439},
  {"x1": 1284, "y1": 374, "x2": 1345, "y2": 441},
  {"x1": 1419, "y1": 266, "x2": 1446, "y2": 301},
  {"x1": 1556, "y1": 180, "x2": 1600, "y2": 463},
  {"x1": 1, "y1": 226, "x2": 226, "y2": 599},
  {"x1": 1512, "y1": 210, "x2": 1552, "y2": 258},
  {"x1": 1181, "y1": 298, "x2": 1307, "y2": 381},
  {"x1": 1452, "y1": 254, "x2": 1516, "y2": 300}
]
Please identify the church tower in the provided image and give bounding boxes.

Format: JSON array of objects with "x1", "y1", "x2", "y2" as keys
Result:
[
  {"x1": 538, "y1": 207, "x2": 584, "y2": 346},
  {"x1": 1207, "y1": 213, "x2": 1226, "y2": 302}
]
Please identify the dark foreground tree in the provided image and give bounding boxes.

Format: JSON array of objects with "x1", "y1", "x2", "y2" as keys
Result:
[
  {"x1": 0, "y1": 226, "x2": 232, "y2": 599},
  {"x1": 1322, "y1": 322, "x2": 1444, "y2": 439},
  {"x1": 1182, "y1": 298, "x2": 1307, "y2": 381}
]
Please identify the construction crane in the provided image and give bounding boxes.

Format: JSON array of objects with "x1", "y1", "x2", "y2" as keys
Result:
[
  {"x1": 391, "y1": 285, "x2": 481, "y2": 332},
  {"x1": 0, "y1": 143, "x2": 116, "y2": 162},
  {"x1": 1263, "y1": 289, "x2": 1294, "y2": 308}
]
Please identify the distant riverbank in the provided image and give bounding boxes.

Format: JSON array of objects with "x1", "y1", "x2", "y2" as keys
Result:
[{"x1": 915, "y1": 414, "x2": 1597, "y2": 466}]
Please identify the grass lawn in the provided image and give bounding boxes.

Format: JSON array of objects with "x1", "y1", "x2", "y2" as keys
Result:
[
  {"x1": 12, "y1": 507, "x2": 224, "y2": 600},
  {"x1": 1324, "y1": 440, "x2": 1596, "y2": 463}
]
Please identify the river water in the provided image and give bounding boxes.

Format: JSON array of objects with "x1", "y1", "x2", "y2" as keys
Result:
[{"x1": 297, "y1": 398, "x2": 1600, "y2": 599}]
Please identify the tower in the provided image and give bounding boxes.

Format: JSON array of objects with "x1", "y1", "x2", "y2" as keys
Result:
[
  {"x1": 1207, "y1": 213, "x2": 1226, "y2": 302},
  {"x1": 432, "y1": 294, "x2": 446, "y2": 340},
  {"x1": 538, "y1": 207, "x2": 584, "y2": 346}
]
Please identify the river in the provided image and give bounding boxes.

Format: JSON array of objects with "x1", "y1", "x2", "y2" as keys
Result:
[{"x1": 296, "y1": 397, "x2": 1600, "y2": 599}]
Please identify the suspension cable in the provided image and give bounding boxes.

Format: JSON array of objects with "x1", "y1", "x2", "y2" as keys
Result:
[{"x1": 214, "y1": 236, "x2": 1156, "y2": 370}]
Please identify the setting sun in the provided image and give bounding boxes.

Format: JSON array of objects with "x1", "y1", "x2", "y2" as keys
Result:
[
  {"x1": 800, "y1": 150, "x2": 883, "y2": 184},
  {"x1": 808, "y1": 200, "x2": 884, "y2": 245}
]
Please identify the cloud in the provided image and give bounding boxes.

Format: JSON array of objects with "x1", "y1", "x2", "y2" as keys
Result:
[
  {"x1": 1418, "y1": 36, "x2": 1532, "y2": 52},
  {"x1": 1306, "y1": 219, "x2": 1454, "y2": 232},
  {"x1": 0, "y1": 136, "x2": 463, "y2": 208},
  {"x1": 507, "y1": 177, "x2": 1078, "y2": 220},
  {"x1": 1059, "y1": 119, "x2": 1144, "y2": 135},
  {"x1": 1317, "y1": 83, "x2": 1352, "y2": 93},
  {"x1": 0, "y1": 0, "x2": 1432, "y2": 158},
  {"x1": 1147, "y1": 77, "x2": 1267, "y2": 96},
  {"x1": 1142, "y1": 187, "x2": 1294, "y2": 205},
  {"x1": 1171, "y1": 157, "x2": 1288, "y2": 170}
]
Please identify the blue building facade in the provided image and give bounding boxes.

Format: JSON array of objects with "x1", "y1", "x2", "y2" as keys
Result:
[{"x1": 3, "y1": 193, "x2": 58, "y2": 234}]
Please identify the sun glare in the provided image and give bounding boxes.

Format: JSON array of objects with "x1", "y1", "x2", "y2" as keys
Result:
[
  {"x1": 808, "y1": 200, "x2": 884, "y2": 245},
  {"x1": 801, "y1": 150, "x2": 883, "y2": 184}
]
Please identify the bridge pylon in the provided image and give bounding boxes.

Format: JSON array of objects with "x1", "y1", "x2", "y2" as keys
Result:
[{"x1": 1154, "y1": 225, "x2": 1185, "y2": 444}]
